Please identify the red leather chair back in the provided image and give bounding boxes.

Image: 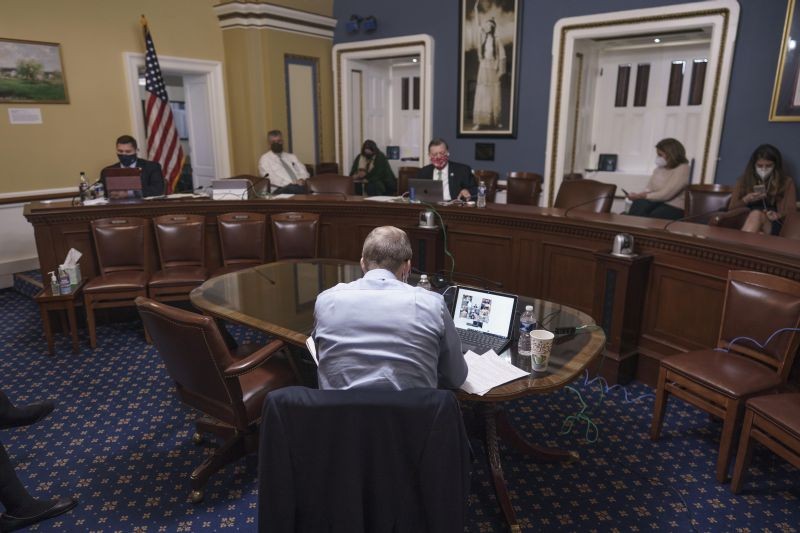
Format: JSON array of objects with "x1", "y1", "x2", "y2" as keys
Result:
[
  {"x1": 270, "y1": 212, "x2": 320, "y2": 260},
  {"x1": 780, "y1": 212, "x2": 800, "y2": 240},
  {"x1": 506, "y1": 172, "x2": 542, "y2": 206},
  {"x1": 307, "y1": 174, "x2": 355, "y2": 196},
  {"x1": 473, "y1": 170, "x2": 499, "y2": 202},
  {"x1": 398, "y1": 166, "x2": 420, "y2": 195},
  {"x1": 91, "y1": 217, "x2": 148, "y2": 274},
  {"x1": 554, "y1": 179, "x2": 617, "y2": 213},
  {"x1": 153, "y1": 214, "x2": 206, "y2": 269},
  {"x1": 217, "y1": 212, "x2": 267, "y2": 267},
  {"x1": 685, "y1": 184, "x2": 732, "y2": 222},
  {"x1": 315, "y1": 162, "x2": 340, "y2": 175},
  {"x1": 718, "y1": 271, "x2": 800, "y2": 380},
  {"x1": 135, "y1": 297, "x2": 249, "y2": 428}
]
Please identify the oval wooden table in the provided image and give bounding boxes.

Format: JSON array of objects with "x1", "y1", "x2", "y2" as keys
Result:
[{"x1": 190, "y1": 259, "x2": 606, "y2": 531}]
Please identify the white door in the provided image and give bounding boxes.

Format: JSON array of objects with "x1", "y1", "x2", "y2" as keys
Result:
[
  {"x1": 349, "y1": 66, "x2": 364, "y2": 168},
  {"x1": 390, "y1": 64, "x2": 422, "y2": 173},
  {"x1": 184, "y1": 74, "x2": 216, "y2": 189}
]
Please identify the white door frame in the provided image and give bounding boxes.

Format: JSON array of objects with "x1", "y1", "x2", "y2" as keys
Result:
[
  {"x1": 123, "y1": 53, "x2": 231, "y2": 180},
  {"x1": 543, "y1": 0, "x2": 740, "y2": 206},
  {"x1": 333, "y1": 34, "x2": 434, "y2": 170}
]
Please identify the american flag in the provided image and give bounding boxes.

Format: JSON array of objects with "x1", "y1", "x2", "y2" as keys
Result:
[{"x1": 142, "y1": 20, "x2": 184, "y2": 194}]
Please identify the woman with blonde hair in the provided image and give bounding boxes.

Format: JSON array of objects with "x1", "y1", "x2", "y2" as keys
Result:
[
  {"x1": 627, "y1": 138, "x2": 690, "y2": 220},
  {"x1": 730, "y1": 144, "x2": 797, "y2": 234}
]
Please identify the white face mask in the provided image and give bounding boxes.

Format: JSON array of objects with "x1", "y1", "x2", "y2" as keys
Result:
[
  {"x1": 755, "y1": 166, "x2": 773, "y2": 180},
  {"x1": 654, "y1": 156, "x2": 667, "y2": 168}
]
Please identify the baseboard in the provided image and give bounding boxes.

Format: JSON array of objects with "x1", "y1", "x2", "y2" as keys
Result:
[{"x1": 0, "y1": 257, "x2": 39, "y2": 289}]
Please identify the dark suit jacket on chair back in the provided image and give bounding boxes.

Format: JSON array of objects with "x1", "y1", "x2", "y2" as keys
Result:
[{"x1": 259, "y1": 386, "x2": 471, "y2": 533}]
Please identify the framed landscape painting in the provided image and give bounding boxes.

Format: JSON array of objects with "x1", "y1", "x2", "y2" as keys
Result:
[
  {"x1": 0, "y1": 38, "x2": 69, "y2": 104},
  {"x1": 458, "y1": 0, "x2": 522, "y2": 137}
]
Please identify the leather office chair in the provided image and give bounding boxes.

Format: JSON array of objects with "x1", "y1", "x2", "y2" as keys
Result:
[
  {"x1": 731, "y1": 392, "x2": 800, "y2": 493},
  {"x1": 304, "y1": 164, "x2": 315, "y2": 177},
  {"x1": 214, "y1": 212, "x2": 267, "y2": 276},
  {"x1": 259, "y1": 386, "x2": 470, "y2": 532},
  {"x1": 473, "y1": 170, "x2": 499, "y2": 202},
  {"x1": 650, "y1": 270, "x2": 800, "y2": 483},
  {"x1": 684, "y1": 184, "x2": 733, "y2": 224},
  {"x1": 397, "y1": 166, "x2": 420, "y2": 195},
  {"x1": 306, "y1": 174, "x2": 355, "y2": 196},
  {"x1": 315, "y1": 161, "x2": 339, "y2": 175},
  {"x1": 135, "y1": 297, "x2": 297, "y2": 503},
  {"x1": 779, "y1": 212, "x2": 800, "y2": 239},
  {"x1": 554, "y1": 178, "x2": 617, "y2": 213},
  {"x1": 270, "y1": 212, "x2": 320, "y2": 260},
  {"x1": 226, "y1": 174, "x2": 270, "y2": 199},
  {"x1": 84, "y1": 217, "x2": 151, "y2": 349},
  {"x1": 563, "y1": 172, "x2": 583, "y2": 181},
  {"x1": 506, "y1": 172, "x2": 543, "y2": 206},
  {"x1": 148, "y1": 214, "x2": 209, "y2": 302}
]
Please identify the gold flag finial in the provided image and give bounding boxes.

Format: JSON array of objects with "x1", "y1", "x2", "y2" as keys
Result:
[{"x1": 140, "y1": 15, "x2": 148, "y2": 28}]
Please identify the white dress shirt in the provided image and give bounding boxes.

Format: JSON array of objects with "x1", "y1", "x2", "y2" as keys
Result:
[
  {"x1": 257, "y1": 151, "x2": 310, "y2": 188},
  {"x1": 434, "y1": 163, "x2": 451, "y2": 201},
  {"x1": 313, "y1": 268, "x2": 467, "y2": 391}
]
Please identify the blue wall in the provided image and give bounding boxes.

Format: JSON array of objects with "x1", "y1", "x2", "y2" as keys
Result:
[{"x1": 333, "y1": 0, "x2": 800, "y2": 185}]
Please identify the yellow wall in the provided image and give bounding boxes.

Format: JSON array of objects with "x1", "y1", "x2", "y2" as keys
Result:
[
  {"x1": 0, "y1": 0, "x2": 225, "y2": 194},
  {"x1": 223, "y1": 27, "x2": 335, "y2": 175}
]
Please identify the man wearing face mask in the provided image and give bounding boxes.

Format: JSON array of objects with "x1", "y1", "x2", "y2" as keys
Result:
[
  {"x1": 257, "y1": 130, "x2": 310, "y2": 194},
  {"x1": 100, "y1": 135, "x2": 165, "y2": 197},
  {"x1": 416, "y1": 138, "x2": 477, "y2": 202},
  {"x1": 349, "y1": 140, "x2": 397, "y2": 196},
  {"x1": 312, "y1": 226, "x2": 467, "y2": 391}
]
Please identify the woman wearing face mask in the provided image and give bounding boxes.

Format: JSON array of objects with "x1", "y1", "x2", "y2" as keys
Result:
[
  {"x1": 626, "y1": 138, "x2": 690, "y2": 220},
  {"x1": 730, "y1": 144, "x2": 797, "y2": 234},
  {"x1": 349, "y1": 140, "x2": 397, "y2": 196}
]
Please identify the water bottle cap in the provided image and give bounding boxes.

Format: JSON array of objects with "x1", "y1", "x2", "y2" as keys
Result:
[
  {"x1": 525, "y1": 305, "x2": 533, "y2": 311},
  {"x1": 420, "y1": 274, "x2": 427, "y2": 280}
]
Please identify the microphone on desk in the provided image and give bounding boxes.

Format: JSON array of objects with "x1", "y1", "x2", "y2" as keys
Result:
[
  {"x1": 563, "y1": 195, "x2": 616, "y2": 217},
  {"x1": 241, "y1": 174, "x2": 270, "y2": 200},
  {"x1": 436, "y1": 269, "x2": 503, "y2": 289},
  {"x1": 662, "y1": 207, "x2": 731, "y2": 231}
]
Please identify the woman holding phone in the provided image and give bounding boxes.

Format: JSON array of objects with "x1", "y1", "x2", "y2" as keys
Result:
[
  {"x1": 626, "y1": 138, "x2": 690, "y2": 220},
  {"x1": 730, "y1": 144, "x2": 796, "y2": 235}
]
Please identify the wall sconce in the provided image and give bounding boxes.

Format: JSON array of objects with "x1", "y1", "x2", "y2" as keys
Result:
[{"x1": 346, "y1": 14, "x2": 378, "y2": 34}]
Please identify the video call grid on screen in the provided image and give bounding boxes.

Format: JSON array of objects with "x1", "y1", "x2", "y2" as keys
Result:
[{"x1": 452, "y1": 287, "x2": 516, "y2": 338}]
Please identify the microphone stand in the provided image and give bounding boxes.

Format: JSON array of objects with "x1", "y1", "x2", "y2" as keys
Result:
[{"x1": 240, "y1": 175, "x2": 270, "y2": 200}]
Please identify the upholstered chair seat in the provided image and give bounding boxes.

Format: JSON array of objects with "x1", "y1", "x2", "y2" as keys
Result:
[
  {"x1": 84, "y1": 271, "x2": 149, "y2": 293},
  {"x1": 661, "y1": 350, "x2": 782, "y2": 398},
  {"x1": 148, "y1": 266, "x2": 209, "y2": 287}
]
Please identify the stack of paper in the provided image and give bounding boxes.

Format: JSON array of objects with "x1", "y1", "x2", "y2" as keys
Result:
[{"x1": 460, "y1": 350, "x2": 530, "y2": 396}]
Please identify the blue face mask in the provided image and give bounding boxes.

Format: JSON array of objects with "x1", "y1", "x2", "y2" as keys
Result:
[{"x1": 117, "y1": 154, "x2": 137, "y2": 166}]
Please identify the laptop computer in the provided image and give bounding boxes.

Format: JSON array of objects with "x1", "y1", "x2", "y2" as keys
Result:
[
  {"x1": 103, "y1": 168, "x2": 143, "y2": 201},
  {"x1": 450, "y1": 285, "x2": 518, "y2": 355},
  {"x1": 408, "y1": 178, "x2": 444, "y2": 204}
]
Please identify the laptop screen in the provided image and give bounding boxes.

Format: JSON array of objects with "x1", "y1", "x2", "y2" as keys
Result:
[{"x1": 451, "y1": 286, "x2": 517, "y2": 339}]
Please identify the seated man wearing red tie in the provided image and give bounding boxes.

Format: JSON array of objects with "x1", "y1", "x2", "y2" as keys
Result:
[
  {"x1": 257, "y1": 129, "x2": 310, "y2": 194},
  {"x1": 416, "y1": 138, "x2": 477, "y2": 201}
]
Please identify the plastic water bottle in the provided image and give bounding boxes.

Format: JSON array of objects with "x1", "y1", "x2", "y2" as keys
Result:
[
  {"x1": 517, "y1": 305, "x2": 537, "y2": 356},
  {"x1": 416, "y1": 274, "x2": 431, "y2": 290},
  {"x1": 477, "y1": 180, "x2": 487, "y2": 208},
  {"x1": 78, "y1": 171, "x2": 89, "y2": 202}
]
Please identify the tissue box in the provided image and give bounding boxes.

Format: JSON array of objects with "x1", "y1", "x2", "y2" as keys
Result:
[{"x1": 63, "y1": 264, "x2": 82, "y2": 286}]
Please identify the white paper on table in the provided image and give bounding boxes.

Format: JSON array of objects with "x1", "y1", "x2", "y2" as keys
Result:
[
  {"x1": 305, "y1": 336, "x2": 319, "y2": 366},
  {"x1": 459, "y1": 350, "x2": 530, "y2": 396},
  {"x1": 363, "y1": 196, "x2": 405, "y2": 203},
  {"x1": 269, "y1": 194, "x2": 295, "y2": 199}
]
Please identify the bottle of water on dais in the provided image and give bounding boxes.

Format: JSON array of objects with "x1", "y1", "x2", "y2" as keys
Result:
[
  {"x1": 477, "y1": 180, "x2": 487, "y2": 208},
  {"x1": 416, "y1": 274, "x2": 432, "y2": 290},
  {"x1": 517, "y1": 305, "x2": 537, "y2": 356}
]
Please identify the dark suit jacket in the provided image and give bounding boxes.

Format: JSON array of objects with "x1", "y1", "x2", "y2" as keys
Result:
[
  {"x1": 259, "y1": 386, "x2": 471, "y2": 533},
  {"x1": 417, "y1": 161, "x2": 477, "y2": 200},
  {"x1": 101, "y1": 158, "x2": 165, "y2": 197}
]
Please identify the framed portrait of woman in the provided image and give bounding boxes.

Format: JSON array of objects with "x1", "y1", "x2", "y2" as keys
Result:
[{"x1": 457, "y1": 0, "x2": 522, "y2": 137}]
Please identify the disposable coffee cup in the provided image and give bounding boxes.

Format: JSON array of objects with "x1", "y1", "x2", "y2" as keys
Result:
[{"x1": 530, "y1": 329, "x2": 555, "y2": 372}]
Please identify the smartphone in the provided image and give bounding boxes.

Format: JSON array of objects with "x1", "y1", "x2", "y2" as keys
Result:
[{"x1": 753, "y1": 184, "x2": 766, "y2": 195}]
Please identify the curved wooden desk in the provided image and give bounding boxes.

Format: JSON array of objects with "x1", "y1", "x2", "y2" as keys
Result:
[{"x1": 24, "y1": 195, "x2": 800, "y2": 387}]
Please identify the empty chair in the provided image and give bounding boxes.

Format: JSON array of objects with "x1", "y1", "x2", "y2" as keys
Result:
[
  {"x1": 315, "y1": 161, "x2": 339, "y2": 175},
  {"x1": 650, "y1": 270, "x2": 800, "y2": 483},
  {"x1": 215, "y1": 212, "x2": 267, "y2": 276},
  {"x1": 473, "y1": 170, "x2": 499, "y2": 202},
  {"x1": 506, "y1": 172, "x2": 542, "y2": 206},
  {"x1": 554, "y1": 178, "x2": 617, "y2": 213},
  {"x1": 306, "y1": 174, "x2": 355, "y2": 196},
  {"x1": 684, "y1": 184, "x2": 734, "y2": 224},
  {"x1": 259, "y1": 386, "x2": 470, "y2": 532},
  {"x1": 397, "y1": 166, "x2": 420, "y2": 195},
  {"x1": 148, "y1": 214, "x2": 209, "y2": 302},
  {"x1": 270, "y1": 212, "x2": 320, "y2": 260},
  {"x1": 84, "y1": 217, "x2": 151, "y2": 349},
  {"x1": 731, "y1": 392, "x2": 800, "y2": 493},
  {"x1": 135, "y1": 297, "x2": 297, "y2": 503}
]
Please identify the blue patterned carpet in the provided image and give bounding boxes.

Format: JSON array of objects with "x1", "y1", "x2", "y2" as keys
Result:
[{"x1": 1, "y1": 287, "x2": 798, "y2": 532}]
